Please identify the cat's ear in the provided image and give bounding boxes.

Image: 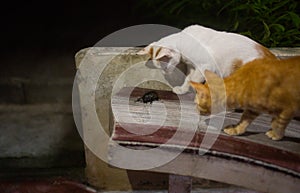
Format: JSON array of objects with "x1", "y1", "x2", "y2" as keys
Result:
[
  {"x1": 189, "y1": 81, "x2": 209, "y2": 96},
  {"x1": 204, "y1": 70, "x2": 222, "y2": 84},
  {"x1": 137, "y1": 44, "x2": 154, "y2": 56},
  {"x1": 155, "y1": 48, "x2": 173, "y2": 60}
]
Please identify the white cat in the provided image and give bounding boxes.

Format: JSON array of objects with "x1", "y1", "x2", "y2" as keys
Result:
[{"x1": 138, "y1": 25, "x2": 276, "y2": 94}]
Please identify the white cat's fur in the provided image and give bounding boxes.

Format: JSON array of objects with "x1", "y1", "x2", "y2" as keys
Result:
[{"x1": 138, "y1": 25, "x2": 275, "y2": 94}]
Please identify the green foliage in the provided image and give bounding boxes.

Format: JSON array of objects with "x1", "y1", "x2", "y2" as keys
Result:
[{"x1": 136, "y1": 0, "x2": 300, "y2": 47}]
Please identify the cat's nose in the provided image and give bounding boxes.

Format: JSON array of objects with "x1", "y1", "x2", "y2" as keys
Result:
[{"x1": 194, "y1": 97, "x2": 198, "y2": 104}]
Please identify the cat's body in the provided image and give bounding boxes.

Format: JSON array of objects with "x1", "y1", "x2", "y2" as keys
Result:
[
  {"x1": 190, "y1": 56, "x2": 300, "y2": 140},
  {"x1": 138, "y1": 25, "x2": 276, "y2": 94}
]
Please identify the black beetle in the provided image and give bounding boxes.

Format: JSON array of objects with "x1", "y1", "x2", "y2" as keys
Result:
[{"x1": 136, "y1": 91, "x2": 159, "y2": 104}]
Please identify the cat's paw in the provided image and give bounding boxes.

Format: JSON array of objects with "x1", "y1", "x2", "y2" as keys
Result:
[
  {"x1": 265, "y1": 130, "x2": 284, "y2": 140},
  {"x1": 223, "y1": 125, "x2": 246, "y2": 136},
  {"x1": 223, "y1": 127, "x2": 239, "y2": 136},
  {"x1": 172, "y1": 86, "x2": 189, "y2": 94}
]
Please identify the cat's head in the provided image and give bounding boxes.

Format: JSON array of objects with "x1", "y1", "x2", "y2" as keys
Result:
[
  {"x1": 137, "y1": 44, "x2": 181, "y2": 74},
  {"x1": 190, "y1": 70, "x2": 226, "y2": 115},
  {"x1": 189, "y1": 81, "x2": 212, "y2": 115}
]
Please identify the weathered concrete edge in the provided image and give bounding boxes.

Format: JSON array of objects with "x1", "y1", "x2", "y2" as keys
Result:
[
  {"x1": 75, "y1": 47, "x2": 300, "y2": 69},
  {"x1": 270, "y1": 47, "x2": 300, "y2": 57},
  {"x1": 75, "y1": 47, "x2": 141, "y2": 69}
]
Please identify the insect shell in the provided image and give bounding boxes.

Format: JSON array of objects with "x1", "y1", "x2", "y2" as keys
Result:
[{"x1": 136, "y1": 91, "x2": 159, "y2": 104}]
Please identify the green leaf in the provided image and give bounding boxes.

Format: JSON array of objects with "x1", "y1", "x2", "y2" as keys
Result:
[
  {"x1": 240, "y1": 31, "x2": 253, "y2": 37},
  {"x1": 274, "y1": 13, "x2": 290, "y2": 23},
  {"x1": 233, "y1": 21, "x2": 239, "y2": 31},
  {"x1": 217, "y1": 0, "x2": 237, "y2": 15},
  {"x1": 270, "y1": 24, "x2": 285, "y2": 32},
  {"x1": 269, "y1": 0, "x2": 290, "y2": 13},
  {"x1": 288, "y1": 11, "x2": 300, "y2": 28},
  {"x1": 230, "y1": 4, "x2": 250, "y2": 12},
  {"x1": 169, "y1": 0, "x2": 190, "y2": 15},
  {"x1": 262, "y1": 21, "x2": 271, "y2": 42}
]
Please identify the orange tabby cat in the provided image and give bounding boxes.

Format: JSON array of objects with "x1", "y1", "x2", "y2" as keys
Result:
[{"x1": 190, "y1": 56, "x2": 300, "y2": 140}]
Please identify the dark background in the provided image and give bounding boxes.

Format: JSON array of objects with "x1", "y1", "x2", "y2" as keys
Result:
[
  {"x1": 1, "y1": 0, "x2": 299, "y2": 80},
  {"x1": 1, "y1": 0, "x2": 146, "y2": 53},
  {"x1": 1, "y1": 0, "x2": 150, "y2": 80}
]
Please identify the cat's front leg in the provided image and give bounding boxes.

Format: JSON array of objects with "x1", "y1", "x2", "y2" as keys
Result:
[
  {"x1": 224, "y1": 110, "x2": 259, "y2": 136},
  {"x1": 173, "y1": 68, "x2": 204, "y2": 94},
  {"x1": 266, "y1": 111, "x2": 292, "y2": 140},
  {"x1": 172, "y1": 83, "x2": 191, "y2": 95}
]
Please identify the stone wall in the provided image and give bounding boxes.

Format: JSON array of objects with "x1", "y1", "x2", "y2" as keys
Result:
[{"x1": 0, "y1": 52, "x2": 85, "y2": 179}]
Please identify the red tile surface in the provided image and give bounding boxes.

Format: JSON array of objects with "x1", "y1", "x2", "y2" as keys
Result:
[{"x1": 0, "y1": 179, "x2": 96, "y2": 193}]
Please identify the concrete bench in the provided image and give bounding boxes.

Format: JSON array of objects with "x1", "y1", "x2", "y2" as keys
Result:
[{"x1": 75, "y1": 47, "x2": 300, "y2": 192}]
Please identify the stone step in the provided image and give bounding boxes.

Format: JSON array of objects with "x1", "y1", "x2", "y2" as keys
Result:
[
  {"x1": 0, "y1": 104, "x2": 85, "y2": 169},
  {"x1": 0, "y1": 78, "x2": 73, "y2": 104}
]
